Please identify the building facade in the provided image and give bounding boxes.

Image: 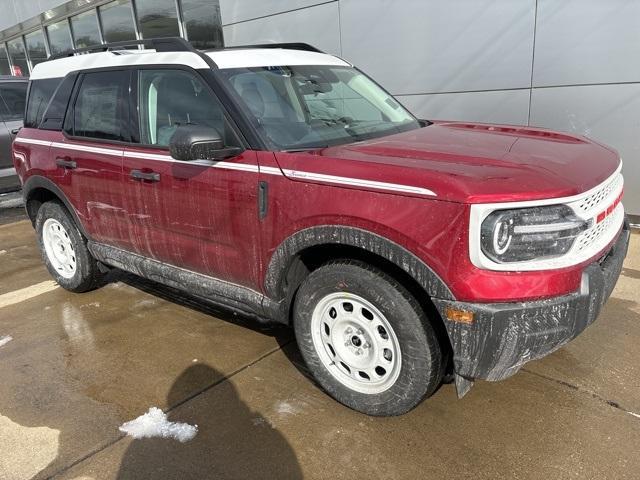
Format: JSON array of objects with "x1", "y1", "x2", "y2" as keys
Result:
[{"x1": 1, "y1": 0, "x2": 638, "y2": 216}]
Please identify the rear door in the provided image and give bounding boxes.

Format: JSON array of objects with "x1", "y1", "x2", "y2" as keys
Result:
[
  {"x1": 122, "y1": 67, "x2": 262, "y2": 288},
  {"x1": 55, "y1": 69, "x2": 129, "y2": 246},
  {"x1": 0, "y1": 81, "x2": 27, "y2": 190}
]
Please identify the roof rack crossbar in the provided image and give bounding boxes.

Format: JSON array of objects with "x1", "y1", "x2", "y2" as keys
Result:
[{"x1": 206, "y1": 42, "x2": 324, "y2": 54}]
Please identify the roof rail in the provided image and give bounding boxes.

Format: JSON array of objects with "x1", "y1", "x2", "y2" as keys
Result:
[
  {"x1": 206, "y1": 42, "x2": 324, "y2": 54},
  {"x1": 48, "y1": 37, "x2": 192, "y2": 60},
  {"x1": 46, "y1": 37, "x2": 218, "y2": 69}
]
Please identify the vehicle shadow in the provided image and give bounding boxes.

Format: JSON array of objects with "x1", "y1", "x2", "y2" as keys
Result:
[
  {"x1": 111, "y1": 269, "x2": 292, "y2": 347},
  {"x1": 116, "y1": 363, "x2": 303, "y2": 479}
]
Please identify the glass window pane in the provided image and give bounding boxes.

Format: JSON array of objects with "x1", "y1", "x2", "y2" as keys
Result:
[
  {"x1": 136, "y1": 0, "x2": 180, "y2": 39},
  {"x1": 99, "y1": 0, "x2": 136, "y2": 43},
  {"x1": 182, "y1": 0, "x2": 223, "y2": 49},
  {"x1": 25, "y1": 30, "x2": 48, "y2": 67},
  {"x1": 0, "y1": 82, "x2": 28, "y2": 120},
  {"x1": 74, "y1": 71, "x2": 129, "y2": 141},
  {"x1": 0, "y1": 45, "x2": 10, "y2": 76},
  {"x1": 137, "y1": 69, "x2": 236, "y2": 147},
  {"x1": 25, "y1": 78, "x2": 61, "y2": 127},
  {"x1": 7, "y1": 38, "x2": 28, "y2": 77},
  {"x1": 47, "y1": 20, "x2": 73, "y2": 56},
  {"x1": 71, "y1": 10, "x2": 101, "y2": 48}
]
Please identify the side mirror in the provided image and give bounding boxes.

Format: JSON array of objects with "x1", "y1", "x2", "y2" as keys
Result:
[{"x1": 169, "y1": 125, "x2": 243, "y2": 161}]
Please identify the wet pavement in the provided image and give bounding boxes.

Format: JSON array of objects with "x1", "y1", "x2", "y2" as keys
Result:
[{"x1": 1, "y1": 207, "x2": 639, "y2": 480}]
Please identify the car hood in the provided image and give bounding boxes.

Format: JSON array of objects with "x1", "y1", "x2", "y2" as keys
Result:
[{"x1": 273, "y1": 121, "x2": 621, "y2": 203}]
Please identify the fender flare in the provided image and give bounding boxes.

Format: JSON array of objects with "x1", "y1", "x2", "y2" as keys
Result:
[
  {"x1": 264, "y1": 225, "x2": 455, "y2": 302},
  {"x1": 22, "y1": 175, "x2": 90, "y2": 239}
]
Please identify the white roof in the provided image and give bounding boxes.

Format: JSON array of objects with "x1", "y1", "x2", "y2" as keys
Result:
[{"x1": 30, "y1": 48, "x2": 350, "y2": 80}]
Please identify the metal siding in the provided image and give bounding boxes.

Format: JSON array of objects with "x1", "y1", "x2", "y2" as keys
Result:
[
  {"x1": 533, "y1": 0, "x2": 640, "y2": 87},
  {"x1": 530, "y1": 84, "x2": 640, "y2": 215},
  {"x1": 219, "y1": 0, "x2": 332, "y2": 26},
  {"x1": 222, "y1": 2, "x2": 341, "y2": 56},
  {"x1": 397, "y1": 90, "x2": 531, "y2": 126},
  {"x1": 339, "y1": 0, "x2": 535, "y2": 94}
]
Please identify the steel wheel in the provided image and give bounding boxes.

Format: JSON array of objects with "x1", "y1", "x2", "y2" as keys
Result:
[
  {"x1": 311, "y1": 292, "x2": 402, "y2": 394},
  {"x1": 42, "y1": 218, "x2": 77, "y2": 279}
]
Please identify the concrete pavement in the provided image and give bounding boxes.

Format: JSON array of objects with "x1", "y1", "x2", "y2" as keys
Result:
[{"x1": 0, "y1": 211, "x2": 639, "y2": 479}]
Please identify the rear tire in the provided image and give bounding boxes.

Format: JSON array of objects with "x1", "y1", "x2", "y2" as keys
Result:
[
  {"x1": 293, "y1": 260, "x2": 442, "y2": 416},
  {"x1": 35, "y1": 201, "x2": 105, "y2": 293}
]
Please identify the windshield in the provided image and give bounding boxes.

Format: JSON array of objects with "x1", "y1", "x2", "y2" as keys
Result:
[{"x1": 220, "y1": 65, "x2": 420, "y2": 150}]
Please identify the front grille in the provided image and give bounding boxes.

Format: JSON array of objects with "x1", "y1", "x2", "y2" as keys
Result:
[
  {"x1": 571, "y1": 173, "x2": 624, "y2": 255},
  {"x1": 575, "y1": 173, "x2": 623, "y2": 215},
  {"x1": 575, "y1": 206, "x2": 623, "y2": 253}
]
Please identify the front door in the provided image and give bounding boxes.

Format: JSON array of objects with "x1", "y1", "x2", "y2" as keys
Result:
[{"x1": 122, "y1": 67, "x2": 262, "y2": 289}]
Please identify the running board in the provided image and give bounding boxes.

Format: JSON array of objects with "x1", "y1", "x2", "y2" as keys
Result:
[{"x1": 88, "y1": 242, "x2": 285, "y2": 324}]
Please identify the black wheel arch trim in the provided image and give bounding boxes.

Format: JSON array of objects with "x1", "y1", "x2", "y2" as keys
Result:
[
  {"x1": 265, "y1": 225, "x2": 455, "y2": 303},
  {"x1": 22, "y1": 175, "x2": 90, "y2": 239}
]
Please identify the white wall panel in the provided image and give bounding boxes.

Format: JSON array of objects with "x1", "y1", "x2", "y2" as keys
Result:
[
  {"x1": 223, "y1": 2, "x2": 341, "y2": 56},
  {"x1": 534, "y1": 0, "x2": 640, "y2": 87},
  {"x1": 0, "y1": 2, "x2": 18, "y2": 31},
  {"x1": 340, "y1": 0, "x2": 535, "y2": 95},
  {"x1": 220, "y1": 0, "x2": 332, "y2": 26},
  {"x1": 397, "y1": 89, "x2": 530, "y2": 126},
  {"x1": 530, "y1": 84, "x2": 640, "y2": 215}
]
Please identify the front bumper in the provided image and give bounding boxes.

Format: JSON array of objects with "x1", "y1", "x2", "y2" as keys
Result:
[{"x1": 433, "y1": 219, "x2": 630, "y2": 395}]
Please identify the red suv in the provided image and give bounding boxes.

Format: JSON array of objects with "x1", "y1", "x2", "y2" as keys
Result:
[{"x1": 13, "y1": 39, "x2": 629, "y2": 416}]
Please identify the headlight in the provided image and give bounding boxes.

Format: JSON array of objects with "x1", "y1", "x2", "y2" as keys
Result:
[{"x1": 480, "y1": 205, "x2": 590, "y2": 263}]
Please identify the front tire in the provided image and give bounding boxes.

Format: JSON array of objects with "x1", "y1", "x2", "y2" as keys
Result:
[
  {"x1": 293, "y1": 260, "x2": 443, "y2": 416},
  {"x1": 36, "y1": 201, "x2": 105, "y2": 292}
]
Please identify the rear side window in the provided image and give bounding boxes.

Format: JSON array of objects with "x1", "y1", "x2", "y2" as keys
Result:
[
  {"x1": 72, "y1": 70, "x2": 129, "y2": 141},
  {"x1": 39, "y1": 74, "x2": 78, "y2": 131},
  {"x1": 0, "y1": 82, "x2": 28, "y2": 121},
  {"x1": 24, "y1": 78, "x2": 60, "y2": 127}
]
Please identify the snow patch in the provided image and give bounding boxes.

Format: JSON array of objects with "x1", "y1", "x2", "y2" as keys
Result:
[
  {"x1": 119, "y1": 407, "x2": 197, "y2": 443},
  {"x1": 0, "y1": 336, "x2": 12, "y2": 348}
]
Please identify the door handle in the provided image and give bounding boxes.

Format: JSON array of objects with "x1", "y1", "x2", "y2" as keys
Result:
[
  {"x1": 131, "y1": 169, "x2": 160, "y2": 182},
  {"x1": 56, "y1": 157, "x2": 77, "y2": 169}
]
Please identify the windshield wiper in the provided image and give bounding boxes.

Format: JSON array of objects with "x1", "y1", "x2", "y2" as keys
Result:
[{"x1": 282, "y1": 145, "x2": 331, "y2": 152}]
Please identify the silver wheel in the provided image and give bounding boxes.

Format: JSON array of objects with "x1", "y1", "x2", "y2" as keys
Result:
[
  {"x1": 42, "y1": 218, "x2": 77, "y2": 279},
  {"x1": 310, "y1": 292, "x2": 402, "y2": 394}
]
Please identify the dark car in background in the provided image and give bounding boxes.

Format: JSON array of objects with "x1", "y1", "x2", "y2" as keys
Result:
[{"x1": 0, "y1": 76, "x2": 28, "y2": 192}]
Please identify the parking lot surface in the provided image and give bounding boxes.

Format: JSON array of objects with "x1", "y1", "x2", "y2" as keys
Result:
[{"x1": 1, "y1": 208, "x2": 639, "y2": 480}]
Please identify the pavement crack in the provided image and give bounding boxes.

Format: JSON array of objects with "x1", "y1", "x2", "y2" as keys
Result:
[
  {"x1": 522, "y1": 368, "x2": 640, "y2": 420},
  {"x1": 47, "y1": 340, "x2": 292, "y2": 479}
]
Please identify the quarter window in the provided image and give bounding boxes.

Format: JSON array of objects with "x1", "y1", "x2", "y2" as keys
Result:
[
  {"x1": 24, "y1": 78, "x2": 61, "y2": 128},
  {"x1": 73, "y1": 71, "x2": 128, "y2": 141},
  {"x1": 137, "y1": 69, "x2": 236, "y2": 147}
]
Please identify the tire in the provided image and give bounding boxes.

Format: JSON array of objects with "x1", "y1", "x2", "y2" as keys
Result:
[
  {"x1": 293, "y1": 259, "x2": 443, "y2": 416},
  {"x1": 35, "y1": 201, "x2": 105, "y2": 293}
]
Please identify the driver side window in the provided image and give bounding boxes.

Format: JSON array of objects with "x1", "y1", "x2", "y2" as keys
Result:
[{"x1": 137, "y1": 69, "x2": 238, "y2": 147}]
